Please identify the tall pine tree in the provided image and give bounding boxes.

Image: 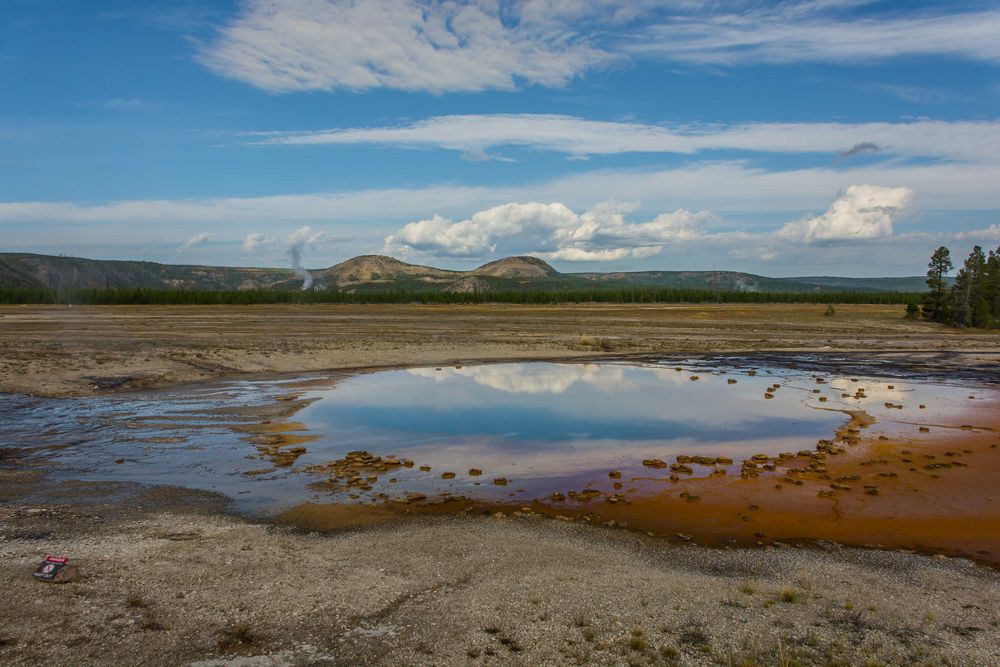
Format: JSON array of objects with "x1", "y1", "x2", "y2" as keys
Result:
[
  {"x1": 952, "y1": 246, "x2": 986, "y2": 327},
  {"x1": 923, "y1": 246, "x2": 953, "y2": 323},
  {"x1": 979, "y1": 246, "x2": 1000, "y2": 327}
]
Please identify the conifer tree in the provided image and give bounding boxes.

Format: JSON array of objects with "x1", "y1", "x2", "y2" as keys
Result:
[
  {"x1": 923, "y1": 246, "x2": 953, "y2": 323},
  {"x1": 952, "y1": 246, "x2": 986, "y2": 327},
  {"x1": 981, "y1": 246, "x2": 1000, "y2": 327}
]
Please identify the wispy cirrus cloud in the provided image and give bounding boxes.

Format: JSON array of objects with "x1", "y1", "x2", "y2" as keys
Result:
[
  {"x1": 197, "y1": 0, "x2": 608, "y2": 93},
  {"x1": 256, "y1": 114, "x2": 1000, "y2": 164},
  {"x1": 196, "y1": 1, "x2": 1000, "y2": 94},
  {"x1": 859, "y1": 82, "x2": 969, "y2": 105},
  {"x1": 628, "y1": 4, "x2": 1000, "y2": 65},
  {"x1": 101, "y1": 97, "x2": 158, "y2": 112},
  {"x1": 2, "y1": 161, "x2": 1000, "y2": 230}
]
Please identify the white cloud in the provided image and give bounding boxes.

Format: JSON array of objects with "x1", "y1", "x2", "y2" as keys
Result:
[
  {"x1": 177, "y1": 231, "x2": 214, "y2": 251},
  {"x1": 196, "y1": 2, "x2": 1000, "y2": 95},
  {"x1": 241, "y1": 232, "x2": 270, "y2": 252},
  {"x1": 860, "y1": 83, "x2": 966, "y2": 105},
  {"x1": 384, "y1": 199, "x2": 716, "y2": 260},
  {"x1": 258, "y1": 115, "x2": 1000, "y2": 165},
  {"x1": 385, "y1": 202, "x2": 580, "y2": 257},
  {"x1": 955, "y1": 225, "x2": 1000, "y2": 243},
  {"x1": 385, "y1": 186, "x2": 921, "y2": 261},
  {"x1": 242, "y1": 227, "x2": 328, "y2": 254},
  {"x1": 197, "y1": 0, "x2": 607, "y2": 93},
  {"x1": 629, "y1": 5, "x2": 1000, "y2": 65},
  {"x1": 777, "y1": 185, "x2": 912, "y2": 243},
  {"x1": 101, "y1": 97, "x2": 157, "y2": 112},
  {"x1": 286, "y1": 225, "x2": 327, "y2": 246},
  {"x1": 3, "y1": 162, "x2": 1000, "y2": 232}
]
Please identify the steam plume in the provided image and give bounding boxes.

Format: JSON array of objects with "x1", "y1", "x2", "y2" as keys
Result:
[{"x1": 286, "y1": 225, "x2": 327, "y2": 290}]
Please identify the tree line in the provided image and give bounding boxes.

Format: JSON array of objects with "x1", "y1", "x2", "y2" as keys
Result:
[
  {"x1": 0, "y1": 285, "x2": 916, "y2": 306},
  {"x1": 922, "y1": 245, "x2": 1000, "y2": 328}
]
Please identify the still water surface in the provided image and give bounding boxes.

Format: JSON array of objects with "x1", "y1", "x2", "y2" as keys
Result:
[{"x1": 1, "y1": 360, "x2": 986, "y2": 512}]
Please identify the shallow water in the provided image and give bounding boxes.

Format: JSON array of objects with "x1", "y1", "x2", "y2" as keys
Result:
[{"x1": 0, "y1": 360, "x2": 990, "y2": 513}]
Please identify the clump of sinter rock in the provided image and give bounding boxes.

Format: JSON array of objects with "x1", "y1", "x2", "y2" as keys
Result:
[{"x1": 303, "y1": 450, "x2": 412, "y2": 491}]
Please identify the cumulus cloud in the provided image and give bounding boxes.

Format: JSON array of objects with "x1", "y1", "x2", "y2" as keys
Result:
[
  {"x1": 197, "y1": 0, "x2": 607, "y2": 93},
  {"x1": 384, "y1": 185, "x2": 922, "y2": 261},
  {"x1": 777, "y1": 185, "x2": 912, "y2": 243},
  {"x1": 258, "y1": 115, "x2": 1000, "y2": 165},
  {"x1": 177, "y1": 231, "x2": 214, "y2": 251},
  {"x1": 384, "y1": 200, "x2": 715, "y2": 261},
  {"x1": 385, "y1": 202, "x2": 576, "y2": 257},
  {"x1": 241, "y1": 232, "x2": 270, "y2": 252}
]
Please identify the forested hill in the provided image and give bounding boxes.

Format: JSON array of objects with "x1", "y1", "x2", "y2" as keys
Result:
[
  {"x1": 0, "y1": 253, "x2": 300, "y2": 291},
  {"x1": 0, "y1": 252, "x2": 929, "y2": 294}
]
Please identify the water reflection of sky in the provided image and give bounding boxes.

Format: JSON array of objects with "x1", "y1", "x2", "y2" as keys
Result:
[
  {"x1": 299, "y1": 363, "x2": 838, "y2": 448},
  {"x1": 0, "y1": 361, "x2": 991, "y2": 513}
]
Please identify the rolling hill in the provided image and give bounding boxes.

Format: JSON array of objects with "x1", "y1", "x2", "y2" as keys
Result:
[
  {"x1": 0, "y1": 253, "x2": 298, "y2": 291},
  {"x1": 0, "y1": 252, "x2": 931, "y2": 294}
]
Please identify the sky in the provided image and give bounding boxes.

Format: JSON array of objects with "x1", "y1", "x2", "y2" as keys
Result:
[{"x1": 2, "y1": 0, "x2": 1000, "y2": 277}]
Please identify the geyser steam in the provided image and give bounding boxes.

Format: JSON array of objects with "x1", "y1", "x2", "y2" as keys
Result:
[{"x1": 285, "y1": 226, "x2": 327, "y2": 290}]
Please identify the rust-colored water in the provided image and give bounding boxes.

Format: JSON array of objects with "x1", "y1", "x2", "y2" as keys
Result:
[{"x1": 274, "y1": 362, "x2": 1000, "y2": 563}]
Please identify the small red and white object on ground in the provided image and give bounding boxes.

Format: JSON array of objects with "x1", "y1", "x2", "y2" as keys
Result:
[{"x1": 32, "y1": 555, "x2": 80, "y2": 583}]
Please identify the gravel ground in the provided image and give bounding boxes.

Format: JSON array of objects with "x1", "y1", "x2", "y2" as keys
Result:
[
  {"x1": 3, "y1": 303, "x2": 998, "y2": 398},
  {"x1": 3, "y1": 303, "x2": 999, "y2": 665},
  {"x1": 1, "y1": 483, "x2": 998, "y2": 666}
]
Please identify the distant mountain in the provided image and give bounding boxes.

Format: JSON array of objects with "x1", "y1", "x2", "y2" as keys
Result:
[
  {"x1": 0, "y1": 252, "x2": 930, "y2": 294},
  {"x1": 316, "y1": 255, "x2": 458, "y2": 288},
  {"x1": 0, "y1": 253, "x2": 297, "y2": 291},
  {"x1": 471, "y1": 256, "x2": 559, "y2": 279}
]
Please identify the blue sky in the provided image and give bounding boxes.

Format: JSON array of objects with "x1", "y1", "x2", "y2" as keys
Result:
[{"x1": 2, "y1": 0, "x2": 1000, "y2": 276}]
